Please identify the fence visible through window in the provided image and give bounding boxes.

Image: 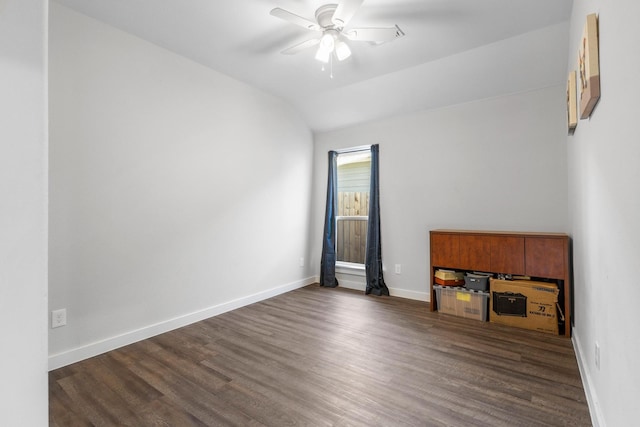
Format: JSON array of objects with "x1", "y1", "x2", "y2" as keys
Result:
[{"x1": 336, "y1": 191, "x2": 369, "y2": 264}]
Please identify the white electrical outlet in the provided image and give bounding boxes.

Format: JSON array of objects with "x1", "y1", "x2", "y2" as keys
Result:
[
  {"x1": 52, "y1": 309, "x2": 67, "y2": 328},
  {"x1": 299, "y1": 257, "x2": 304, "y2": 267},
  {"x1": 395, "y1": 264, "x2": 401, "y2": 274},
  {"x1": 595, "y1": 341, "x2": 600, "y2": 370}
]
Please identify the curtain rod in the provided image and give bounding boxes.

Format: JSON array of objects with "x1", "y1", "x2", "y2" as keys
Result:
[{"x1": 334, "y1": 145, "x2": 372, "y2": 154}]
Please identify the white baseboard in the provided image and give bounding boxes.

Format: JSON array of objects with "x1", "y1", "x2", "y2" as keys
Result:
[
  {"x1": 388, "y1": 287, "x2": 430, "y2": 301},
  {"x1": 48, "y1": 277, "x2": 316, "y2": 371},
  {"x1": 328, "y1": 274, "x2": 430, "y2": 302},
  {"x1": 573, "y1": 332, "x2": 605, "y2": 427}
]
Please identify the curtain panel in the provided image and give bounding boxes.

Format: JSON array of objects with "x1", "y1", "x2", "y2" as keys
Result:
[
  {"x1": 365, "y1": 144, "x2": 389, "y2": 296},
  {"x1": 320, "y1": 150, "x2": 339, "y2": 288}
]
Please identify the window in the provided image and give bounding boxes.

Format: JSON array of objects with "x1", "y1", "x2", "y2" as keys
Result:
[{"x1": 336, "y1": 150, "x2": 371, "y2": 265}]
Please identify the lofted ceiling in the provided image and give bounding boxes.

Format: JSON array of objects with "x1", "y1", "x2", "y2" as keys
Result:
[{"x1": 53, "y1": 0, "x2": 573, "y2": 132}]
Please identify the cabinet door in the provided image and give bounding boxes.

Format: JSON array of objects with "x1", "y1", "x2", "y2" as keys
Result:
[
  {"x1": 525, "y1": 237, "x2": 566, "y2": 279},
  {"x1": 490, "y1": 236, "x2": 525, "y2": 275},
  {"x1": 459, "y1": 235, "x2": 491, "y2": 271},
  {"x1": 430, "y1": 233, "x2": 460, "y2": 268}
]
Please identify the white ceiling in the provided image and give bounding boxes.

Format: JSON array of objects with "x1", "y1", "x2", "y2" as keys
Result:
[{"x1": 53, "y1": 0, "x2": 573, "y2": 132}]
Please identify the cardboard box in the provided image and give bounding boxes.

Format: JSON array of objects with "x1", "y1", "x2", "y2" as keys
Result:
[
  {"x1": 434, "y1": 285, "x2": 489, "y2": 322},
  {"x1": 490, "y1": 279, "x2": 559, "y2": 335}
]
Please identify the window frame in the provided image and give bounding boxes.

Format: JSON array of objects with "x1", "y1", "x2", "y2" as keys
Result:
[{"x1": 334, "y1": 147, "x2": 371, "y2": 270}]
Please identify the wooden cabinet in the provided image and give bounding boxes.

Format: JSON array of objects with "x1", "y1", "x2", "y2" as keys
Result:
[
  {"x1": 429, "y1": 230, "x2": 572, "y2": 337},
  {"x1": 525, "y1": 237, "x2": 566, "y2": 279},
  {"x1": 490, "y1": 236, "x2": 525, "y2": 274},
  {"x1": 459, "y1": 235, "x2": 491, "y2": 271},
  {"x1": 430, "y1": 233, "x2": 460, "y2": 268}
]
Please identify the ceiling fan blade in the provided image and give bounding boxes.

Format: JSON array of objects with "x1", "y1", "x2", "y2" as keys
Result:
[
  {"x1": 345, "y1": 25, "x2": 405, "y2": 43},
  {"x1": 332, "y1": 0, "x2": 364, "y2": 27},
  {"x1": 281, "y1": 38, "x2": 321, "y2": 55},
  {"x1": 270, "y1": 8, "x2": 321, "y2": 31}
]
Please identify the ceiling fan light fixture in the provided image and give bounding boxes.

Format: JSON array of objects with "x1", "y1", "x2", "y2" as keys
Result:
[
  {"x1": 315, "y1": 45, "x2": 331, "y2": 63},
  {"x1": 320, "y1": 32, "x2": 335, "y2": 52},
  {"x1": 335, "y1": 41, "x2": 351, "y2": 61}
]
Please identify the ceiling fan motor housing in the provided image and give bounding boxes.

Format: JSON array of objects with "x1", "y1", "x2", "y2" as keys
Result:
[{"x1": 315, "y1": 4, "x2": 339, "y2": 29}]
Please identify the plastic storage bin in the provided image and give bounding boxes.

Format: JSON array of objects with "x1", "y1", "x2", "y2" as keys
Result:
[
  {"x1": 464, "y1": 273, "x2": 491, "y2": 291},
  {"x1": 434, "y1": 285, "x2": 490, "y2": 322}
]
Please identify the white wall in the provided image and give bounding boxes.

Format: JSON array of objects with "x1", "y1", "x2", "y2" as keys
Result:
[
  {"x1": 312, "y1": 86, "x2": 569, "y2": 297},
  {"x1": 567, "y1": 1, "x2": 640, "y2": 425},
  {"x1": 0, "y1": 0, "x2": 49, "y2": 424},
  {"x1": 48, "y1": 3, "x2": 314, "y2": 368}
]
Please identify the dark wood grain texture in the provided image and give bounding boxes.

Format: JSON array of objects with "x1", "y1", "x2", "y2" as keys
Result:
[
  {"x1": 490, "y1": 236, "x2": 525, "y2": 275},
  {"x1": 525, "y1": 237, "x2": 566, "y2": 279},
  {"x1": 459, "y1": 235, "x2": 491, "y2": 271},
  {"x1": 50, "y1": 285, "x2": 591, "y2": 426},
  {"x1": 430, "y1": 233, "x2": 460, "y2": 268}
]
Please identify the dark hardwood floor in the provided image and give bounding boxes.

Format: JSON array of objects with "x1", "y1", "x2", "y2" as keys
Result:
[{"x1": 50, "y1": 284, "x2": 592, "y2": 426}]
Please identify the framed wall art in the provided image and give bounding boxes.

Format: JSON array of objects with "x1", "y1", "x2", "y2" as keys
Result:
[
  {"x1": 567, "y1": 71, "x2": 578, "y2": 133},
  {"x1": 578, "y1": 13, "x2": 600, "y2": 119}
]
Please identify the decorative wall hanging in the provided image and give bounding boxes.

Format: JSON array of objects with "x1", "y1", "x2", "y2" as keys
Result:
[
  {"x1": 567, "y1": 71, "x2": 578, "y2": 133},
  {"x1": 578, "y1": 13, "x2": 600, "y2": 119}
]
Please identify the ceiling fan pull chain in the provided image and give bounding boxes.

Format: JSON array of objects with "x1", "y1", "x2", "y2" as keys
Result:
[{"x1": 330, "y1": 55, "x2": 334, "y2": 79}]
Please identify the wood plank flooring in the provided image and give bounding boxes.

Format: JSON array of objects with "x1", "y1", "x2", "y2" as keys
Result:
[{"x1": 50, "y1": 284, "x2": 592, "y2": 426}]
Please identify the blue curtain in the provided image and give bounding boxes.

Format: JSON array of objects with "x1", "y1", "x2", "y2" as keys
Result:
[
  {"x1": 320, "y1": 151, "x2": 339, "y2": 288},
  {"x1": 365, "y1": 144, "x2": 389, "y2": 296}
]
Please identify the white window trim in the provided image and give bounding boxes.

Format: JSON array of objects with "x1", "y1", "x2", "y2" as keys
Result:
[
  {"x1": 336, "y1": 215, "x2": 368, "y2": 222},
  {"x1": 336, "y1": 261, "x2": 366, "y2": 276},
  {"x1": 335, "y1": 145, "x2": 371, "y2": 154}
]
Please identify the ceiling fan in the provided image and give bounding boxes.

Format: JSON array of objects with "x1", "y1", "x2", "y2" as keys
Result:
[{"x1": 270, "y1": 0, "x2": 405, "y2": 64}]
